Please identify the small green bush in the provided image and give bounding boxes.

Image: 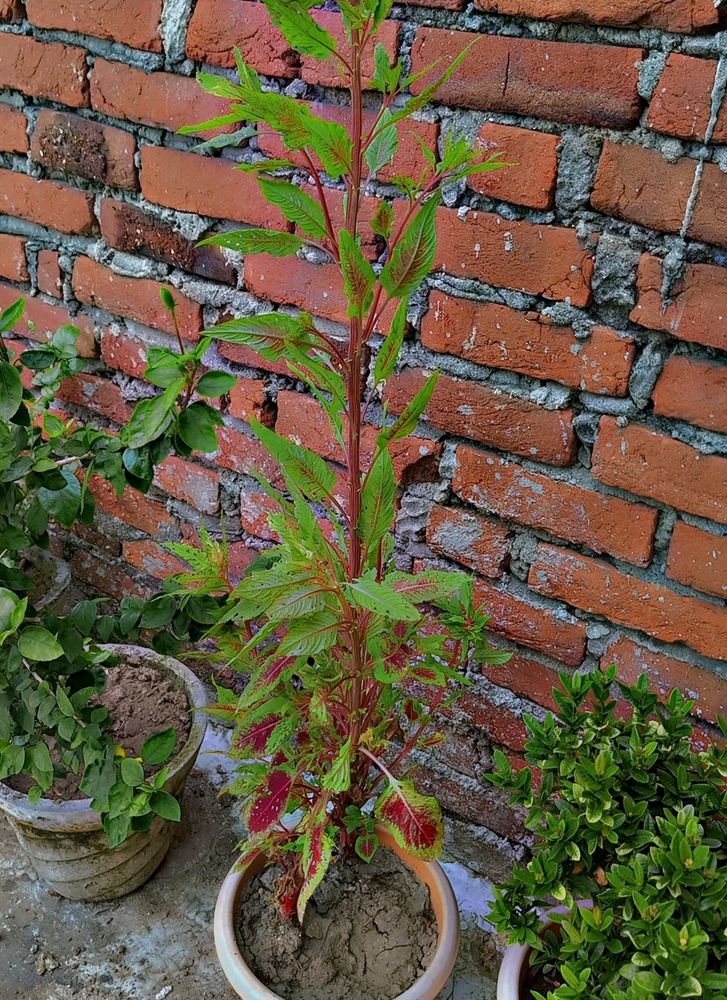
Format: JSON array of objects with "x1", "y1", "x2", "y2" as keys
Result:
[{"x1": 488, "y1": 666, "x2": 727, "y2": 999}]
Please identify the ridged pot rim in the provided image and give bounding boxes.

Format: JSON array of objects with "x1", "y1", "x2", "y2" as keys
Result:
[
  {"x1": 214, "y1": 825, "x2": 461, "y2": 1000},
  {"x1": 0, "y1": 643, "x2": 208, "y2": 830}
]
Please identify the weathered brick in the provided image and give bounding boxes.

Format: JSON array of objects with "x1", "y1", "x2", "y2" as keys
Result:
[
  {"x1": 25, "y1": 0, "x2": 163, "y2": 52},
  {"x1": 481, "y1": 653, "x2": 561, "y2": 713},
  {"x1": 469, "y1": 123, "x2": 559, "y2": 209},
  {"x1": 471, "y1": 0, "x2": 718, "y2": 32},
  {"x1": 422, "y1": 293, "x2": 634, "y2": 394},
  {"x1": 591, "y1": 142, "x2": 696, "y2": 235},
  {"x1": 71, "y1": 547, "x2": 147, "y2": 599},
  {"x1": 427, "y1": 504, "x2": 510, "y2": 578},
  {"x1": 57, "y1": 373, "x2": 131, "y2": 425},
  {"x1": 410, "y1": 29, "x2": 642, "y2": 128},
  {"x1": 667, "y1": 521, "x2": 727, "y2": 600},
  {"x1": 31, "y1": 110, "x2": 137, "y2": 191},
  {"x1": 0, "y1": 168, "x2": 95, "y2": 236},
  {"x1": 0, "y1": 103, "x2": 27, "y2": 153},
  {"x1": 530, "y1": 542, "x2": 727, "y2": 662},
  {"x1": 592, "y1": 416, "x2": 727, "y2": 524},
  {"x1": 100, "y1": 329, "x2": 148, "y2": 380},
  {"x1": 453, "y1": 445, "x2": 658, "y2": 566},
  {"x1": 475, "y1": 578, "x2": 587, "y2": 666},
  {"x1": 187, "y1": 0, "x2": 296, "y2": 76},
  {"x1": 228, "y1": 380, "x2": 267, "y2": 425},
  {"x1": 300, "y1": 12, "x2": 399, "y2": 89},
  {"x1": 154, "y1": 456, "x2": 220, "y2": 516},
  {"x1": 0, "y1": 282, "x2": 95, "y2": 357},
  {"x1": 99, "y1": 200, "x2": 235, "y2": 286},
  {"x1": 72, "y1": 258, "x2": 202, "y2": 339},
  {"x1": 123, "y1": 540, "x2": 188, "y2": 581},
  {"x1": 216, "y1": 423, "x2": 279, "y2": 481},
  {"x1": 457, "y1": 688, "x2": 529, "y2": 752},
  {"x1": 652, "y1": 356, "x2": 727, "y2": 435},
  {"x1": 385, "y1": 369, "x2": 576, "y2": 467},
  {"x1": 89, "y1": 476, "x2": 175, "y2": 538},
  {"x1": 0, "y1": 34, "x2": 88, "y2": 108},
  {"x1": 410, "y1": 760, "x2": 522, "y2": 840},
  {"x1": 630, "y1": 255, "x2": 727, "y2": 351},
  {"x1": 91, "y1": 60, "x2": 232, "y2": 137},
  {"x1": 647, "y1": 55, "x2": 727, "y2": 143},
  {"x1": 140, "y1": 146, "x2": 284, "y2": 229},
  {"x1": 37, "y1": 251, "x2": 63, "y2": 299},
  {"x1": 0, "y1": 234, "x2": 28, "y2": 282},
  {"x1": 689, "y1": 163, "x2": 727, "y2": 249},
  {"x1": 434, "y1": 207, "x2": 593, "y2": 306},
  {"x1": 604, "y1": 637, "x2": 727, "y2": 724}
]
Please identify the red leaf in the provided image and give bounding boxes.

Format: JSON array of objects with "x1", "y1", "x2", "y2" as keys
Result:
[
  {"x1": 248, "y1": 771, "x2": 293, "y2": 834},
  {"x1": 375, "y1": 780, "x2": 444, "y2": 860},
  {"x1": 297, "y1": 821, "x2": 334, "y2": 922},
  {"x1": 232, "y1": 714, "x2": 281, "y2": 756}
]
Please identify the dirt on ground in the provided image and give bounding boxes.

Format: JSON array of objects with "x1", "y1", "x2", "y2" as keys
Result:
[{"x1": 238, "y1": 848, "x2": 438, "y2": 1000}]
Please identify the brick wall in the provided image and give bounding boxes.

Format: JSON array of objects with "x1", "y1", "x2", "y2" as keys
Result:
[{"x1": 1, "y1": 0, "x2": 726, "y2": 877}]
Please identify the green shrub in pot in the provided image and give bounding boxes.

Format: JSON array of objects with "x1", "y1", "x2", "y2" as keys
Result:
[{"x1": 488, "y1": 666, "x2": 727, "y2": 999}]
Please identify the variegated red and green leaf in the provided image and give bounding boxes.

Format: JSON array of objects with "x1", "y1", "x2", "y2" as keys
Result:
[
  {"x1": 247, "y1": 770, "x2": 294, "y2": 834},
  {"x1": 375, "y1": 779, "x2": 444, "y2": 860},
  {"x1": 297, "y1": 821, "x2": 335, "y2": 921}
]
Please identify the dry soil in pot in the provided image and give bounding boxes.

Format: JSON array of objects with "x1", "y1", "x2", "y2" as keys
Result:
[
  {"x1": 237, "y1": 847, "x2": 438, "y2": 1000},
  {"x1": 6, "y1": 662, "x2": 191, "y2": 801}
]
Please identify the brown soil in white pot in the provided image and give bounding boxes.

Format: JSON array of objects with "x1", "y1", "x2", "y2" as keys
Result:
[{"x1": 237, "y1": 848, "x2": 438, "y2": 1000}]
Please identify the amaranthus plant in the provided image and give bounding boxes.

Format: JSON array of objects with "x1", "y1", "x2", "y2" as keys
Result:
[{"x1": 152, "y1": 0, "x2": 511, "y2": 920}]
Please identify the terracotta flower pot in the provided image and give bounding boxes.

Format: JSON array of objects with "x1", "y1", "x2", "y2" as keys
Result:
[
  {"x1": 497, "y1": 904, "x2": 591, "y2": 999},
  {"x1": 0, "y1": 644, "x2": 208, "y2": 901},
  {"x1": 214, "y1": 826, "x2": 460, "y2": 1000}
]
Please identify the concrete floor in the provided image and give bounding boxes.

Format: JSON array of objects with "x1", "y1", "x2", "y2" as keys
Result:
[{"x1": 0, "y1": 725, "x2": 501, "y2": 1000}]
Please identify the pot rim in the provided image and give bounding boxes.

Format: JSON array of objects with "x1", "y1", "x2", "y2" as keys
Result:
[
  {"x1": 214, "y1": 825, "x2": 460, "y2": 1000},
  {"x1": 0, "y1": 643, "x2": 208, "y2": 829}
]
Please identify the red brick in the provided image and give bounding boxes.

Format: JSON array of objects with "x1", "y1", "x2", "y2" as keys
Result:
[
  {"x1": 475, "y1": 578, "x2": 587, "y2": 666},
  {"x1": 90, "y1": 475, "x2": 174, "y2": 537},
  {"x1": 154, "y1": 456, "x2": 220, "y2": 516},
  {"x1": 258, "y1": 99, "x2": 438, "y2": 183},
  {"x1": 427, "y1": 504, "x2": 510, "y2": 578},
  {"x1": 0, "y1": 103, "x2": 27, "y2": 153},
  {"x1": 99, "y1": 200, "x2": 235, "y2": 286},
  {"x1": 57, "y1": 373, "x2": 131, "y2": 425},
  {"x1": 410, "y1": 29, "x2": 642, "y2": 128},
  {"x1": 0, "y1": 282, "x2": 95, "y2": 357},
  {"x1": 630, "y1": 255, "x2": 727, "y2": 351},
  {"x1": 216, "y1": 422, "x2": 279, "y2": 481},
  {"x1": 123, "y1": 540, "x2": 188, "y2": 581},
  {"x1": 422, "y1": 293, "x2": 633, "y2": 394},
  {"x1": 385, "y1": 369, "x2": 576, "y2": 467},
  {"x1": 471, "y1": 0, "x2": 718, "y2": 32},
  {"x1": 228, "y1": 380, "x2": 267, "y2": 425},
  {"x1": 667, "y1": 521, "x2": 727, "y2": 600},
  {"x1": 0, "y1": 168, "x2": 95, "y2": 236},
  {"x1": 647, "y1": 55, "x2": 727, "y2": 143},
  {"x1": 530, "y1": 542, "x2": 727, "y2": 662},
  {"x1": 592, "y1": 416, "x2": 727, "y2": 524},
  {"x1": 303, "y1": 184, "x2": 387, "y2": 260},
  {"x1": 218, "y1": 340, "x2": 290, "y2": 378},
  {"x1": 652, "y1": 356, "x2": 727, "y2": 435},
  {"x1": 26, "y1": 0, "x2": 163, "y2": 52},
  {"x1": 591, "y1": 142, "x2": 696, "y2": 235},
  {"x1": 481, "y1": 653, "x2": 561, "y2": 713},
  {"x1": 689, "y1": 163, "x2": 727, "y2": 249},
  {"x1": 457, "y1": 689, "x2": 528, "y2": 752},
  {"x1": 71, "y1": 548, "x2": 147, "y2": 599},
  {"x1": 91, "y1": 59, "x2": 232, "y2": 137},
  {"x1": 37, "y1": 251, "x2": 63, "y2": 299},
  {"x1": 31, "y1": 110, "x2": 136, "y2": 191},
  {"x1": 100, "y1": 329, "x2": 148, "y2": 380},
  {"x1": 434, "y1": 207, "x2": 593, "y2": 306},
  {"x1": 469, "y1": 124, "x2": 559, "y2": 210},
  {"x1": 0, "y1": 234, "x2": 27, "y2": 282},
  {"x1": 187, "y1": 0, "x2": 296, "y2": 76},
  {"x1": 140, "y1": 146, "x2": 284, "y2": 229},
  {"x1": 604, "y1": 637, "x2": 727, "y2": 724},
  {"x1": 275, "y1": 389, "x2": 442, "y2": 484},
  {"x1": 301, "y1": 11, "x2": 399, "y2": 90},
  {"x1": 453, "y1": 445, "x2": 658, "y2": 566},
  {"x1": 409, "y1": 760, "x2": 522, "y2": 839},
  {"x1": 72, "y1": 257, "x2": 202, "y2": 339},
  {"x1": 0, "y1": 34, "x2": 88, "y2": 108},
  {"x1": 240, "y1": 490, "x2": 279, "y2": 541}
]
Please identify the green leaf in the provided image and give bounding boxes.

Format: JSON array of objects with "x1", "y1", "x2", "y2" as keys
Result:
[
  {"x1": 365, "y1": 108, "x2": 398, "y2": 175},
  {"x1": 258, "y1": 178, "x2": 328, "y2": 241},
  {"x1": 359, "y1": 450, "x2": 396, "y2": 549},
  {"x1": 374, "y1": 298, "x2": 408, "y2": 385},
  {"x1": 345, "y1": 575, "x2": 420, "y2": 622},
  {"x1": 323, "y1": 738, "x2": 352, "y2": 793},
  {"x1": 195, "y1": 371, "x2": 237, "y2": 397},
  {"x1": 103, "y1": 812, "x2": 132, "y2": 849},
  {"x1": 18, "y1": 626, "x2": 64, "y2": 662},
  {"x1": 371, "y1": 200, "x2": 395, "y2": 240},
  {"x1": 208, "y1": 313, "x2": 318, "y2": 360},
  {"x1": 141, "y1": 727, "x2": 178, "y2": 767},
  {"x1": 159, "y1": 288, "x2": 176, "y2": 313},
  {"x1": 278, "y1": 610, "x2": 339, "y2": 657},
  {"x1": 252, "y1": 417, "x2": 336, "y2": 502},
  {"x1": 372, "y1": 41, "x2": 400, "y2": 94},
  {"x1": 0, "y1": 297, "x2": 24, "y2": 335},
  {"x1": 121, "y1": 758, "x2": 145, "y2": 787},
  {"x1": 177, "y1": 401, "x2": 222, "y2": 452},
  {"x1": 382, "y1": 372, "x2": 438, "y2": 442},
  {"x1": 0, "y1": 362, "x2": 22, "y2": 420},
  {"x1": 340, "y1": 229, "x2": 375, "y2": 319},
  {"x1": 122, "y1": 380, "x2": 184, "y2": 450},
  {"x1": 263, "y1": 0, "x2": 337, "y2": 60},
  {"x1": 38, "y1": 467, "x2": 82, "y2": 526},
  {"x1": 55, "y1": 685, "x2": 76, "y2": 718},
  {"x1": 380, "y1": 196, "x2": 439, "y2": 300},
  {"x1": 150, "y1": 790, "x2": 181, "y2": 821},
  {"x1": 199, "y1": 230, "x2": 306, "y2": 256}
]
